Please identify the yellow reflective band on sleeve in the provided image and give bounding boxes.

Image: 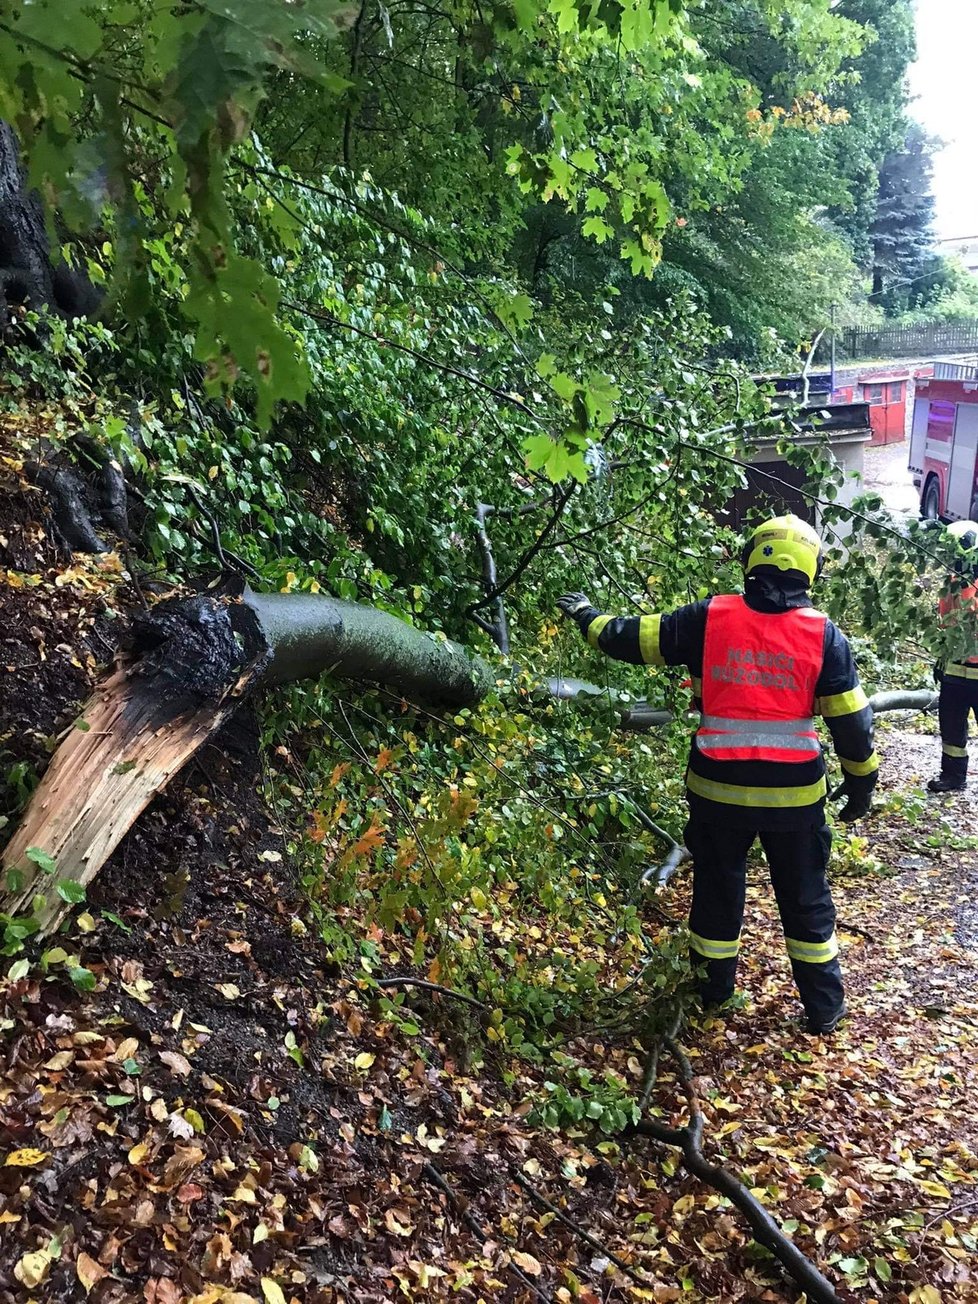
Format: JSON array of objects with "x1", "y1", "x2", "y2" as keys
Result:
[
  {"x1": 942, "y1": 742, "x2": 969, "y2": 758},
  {"x1": 945, "y1": 662, "x2": 978, "y2": 680},
  {"x1": 586, "y1": 614, "x2": 613, "y2": 649},
  {"x1": 816, "y1": 686, "x2": 870, "y2": 718},
  {"x1": 685, "y1": 771, "x2": 827, "y2": 808},
  {"x1": 840, "y1": 752, "x2": 880, "y2": 776},
  {"x1": 785, "y1": 933, "x2": 839, "y2": 964},
  {"x1": 638, "y1": 613, "x2": 663, "y2": 666},
  {"x1": 690, "y1": 932, "x2": 741, "y2": 961},
  {"x1": 691, "y1": 676, "x2": 703, "y2": 697}
]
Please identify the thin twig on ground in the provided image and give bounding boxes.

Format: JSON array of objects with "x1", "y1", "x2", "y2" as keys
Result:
[
  {"x1": 510, "y1": 1169, "x2": 652, "y2": 1287},
  {"x1": 420, "y1": 1162, "x2": 553, "y2": 1303},
  {"x1": 372, "y1": 977, "x2": 488, "y2": 1011}
]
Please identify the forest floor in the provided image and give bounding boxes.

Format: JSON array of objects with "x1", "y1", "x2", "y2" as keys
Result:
[{"x1": 2, "y1": 428, "x2": 978, "y2": 1304}]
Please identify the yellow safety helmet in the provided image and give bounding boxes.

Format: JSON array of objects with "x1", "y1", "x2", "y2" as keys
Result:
[
  {"x1": 947, "y1": 519, "x2": 978, "y2": 577},
  {"x1": 947, "y1": 519, "x2": 978, "y2": 552},
  {"x1": 742, "y1": 514, "x2": 823, "y2": 586}
]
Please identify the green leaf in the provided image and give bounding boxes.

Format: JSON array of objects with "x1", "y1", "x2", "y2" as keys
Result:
[
  {"x1": 524, "y1": 434, "x2": 555, "y2": 472},
  {"x1": 26, "y1": 847, "x2": 57, "y2": 875},
  {"x1": 56, "y1": 880, "x2": 87, "y2": 904},
  {"x1": 550, "y1": 372, "x2": 579, "y2": 401},
  {"x1": 101, "y1": 911, "x2": 132, "y2": 934},
  {"x1": 544, "y1": 440, "x2": 571, "y2": 483},
  {"x1": 874, "y1": 1257, "x2": 892, "y2": 1283},
  {"x1": 105, "y1": 1094, "x2": 134, "y2": 1107},
  {"x1": 582, "y1": 215, "x2": 614, "y2": 245},
  {"x1": 6, "y1": 957, "x2": 30, "y2": 981},
  {"x1": 837, "y1": 1257, "x2": 867, "y2": 1277},
  {"x1": 68, "y1": 966, "x2": 96, "y2": 992}
]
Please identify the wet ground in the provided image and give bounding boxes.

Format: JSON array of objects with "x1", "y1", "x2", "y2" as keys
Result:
[{"x1": 860, "y1": 439, "x2": 920, "y2": 519}]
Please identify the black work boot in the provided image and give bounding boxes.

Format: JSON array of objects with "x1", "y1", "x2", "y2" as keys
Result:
[
  {"x1": 927, "y1": 775, "x2": 967, "y2": 793},
  {"x1": 805, "y1": 1002, "x2": 848, "y2": 1036},
  {"x1": 695, "y1": 987, "x2": 735, "y2": 1015}
]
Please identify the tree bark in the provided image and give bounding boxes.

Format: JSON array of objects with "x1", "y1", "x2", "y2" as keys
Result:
[
  {"x1": 237, "y1": 587, "x2": 492, "y2": 704},
  {"x1": 0, "y1": 122, "x2": 100, "y2": 327}
]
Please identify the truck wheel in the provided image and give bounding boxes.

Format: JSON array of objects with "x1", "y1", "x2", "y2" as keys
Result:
[{"x1": 922, "y1": 477, "x2": 941, "y2": 521}]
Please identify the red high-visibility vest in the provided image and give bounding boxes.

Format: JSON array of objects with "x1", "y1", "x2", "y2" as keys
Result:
[
  {"x1": 697, "y1": 595, "x2": 826, "y2": 764},
  {"x1": 939, "y1": 585, "x2": 978, "y2": 665}
]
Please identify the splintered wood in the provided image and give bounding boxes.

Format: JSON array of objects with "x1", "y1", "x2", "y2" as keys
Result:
[{"x1": 1, "y1": 664, "x2": 252, "y2": 935}]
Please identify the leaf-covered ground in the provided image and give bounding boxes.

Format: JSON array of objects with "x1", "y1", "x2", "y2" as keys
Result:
[{"x1": 2, "y1": 434, "x2": 978, "y2": 1304}]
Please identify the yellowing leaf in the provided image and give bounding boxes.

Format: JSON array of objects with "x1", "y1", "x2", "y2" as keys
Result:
[
  {"x1": 511, "y1": 1250, "x2": 543, "y2": 1276},
  {"x1": 353, "y1": 1052, "x2": 376, "y2": 1071},
  {"x1": 5, "y1": 1148, "x2": 49, "y2": 1167},
  {"x1": 230, "y1": 1184, "x2": 257, "y2": 1203},
  {"x1": 76, "y1": 911, "x2": 97, "y2": 932},
  {"x1": 113, "y1": 1037, "x2": 140, "y2": 1062},
  {"x1": 261, "y1": 1279, "x2": 287, "y2": 1304},
  {"x1": 253, "y1": 1223, "x2": 270, "y2": 1245},
  {"x1": 128, "y1": 1142, "x2": 150, "y2": 1165},
  {"x1": 76, "y1": 1251, "x2": 108, "y2": 1292},
  {"x1": 44, "y1": 1050, "x2": 75, "y2": 1070},
  {"x1": 909, "y1": 1288, "x2": 942, "y2": 1304},
  {"x1": 917, "y1": 1179, "x2": 952, "y2": 1199},
  {"x1": 14, "y1": 1248, "x2": 53, "y2": 1288},
  {"x1": 385, "y1": 1208, "x2": 414, "y2": 1236}
]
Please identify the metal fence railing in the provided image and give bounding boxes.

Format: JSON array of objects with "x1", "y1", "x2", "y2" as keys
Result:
[{"x1": 842, "y1": 320, "x2": 978, "y2": 361}]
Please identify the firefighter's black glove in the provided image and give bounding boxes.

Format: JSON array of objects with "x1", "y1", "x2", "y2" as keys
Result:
[
  {"x1": 556, "y1": 592, "x2": 593, "y2": 620},
  {"x1": 830, "y1": 779, "x2": 872, "y2": 824}
]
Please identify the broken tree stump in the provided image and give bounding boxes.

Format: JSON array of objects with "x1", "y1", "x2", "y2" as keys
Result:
[
  {"x1": 1, "y1": 664, "x2": 255, "y2": 933},
  {"x1": 1, "y1": 584, "x2": 493, "y2": 935}
]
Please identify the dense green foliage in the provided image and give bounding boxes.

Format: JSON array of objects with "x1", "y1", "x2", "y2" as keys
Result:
[{"x1": 0, "y1": 0, "x2": 963, "y2": 1032}]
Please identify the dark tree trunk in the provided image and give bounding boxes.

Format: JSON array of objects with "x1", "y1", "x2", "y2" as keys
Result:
[{"x1": 0, "y1": 122, "x2": 100, "y2": 327}]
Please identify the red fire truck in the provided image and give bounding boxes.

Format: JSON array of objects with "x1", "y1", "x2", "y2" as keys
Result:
[{"x1": 909, "y1": 362, "x2": 978, "y2": 521}]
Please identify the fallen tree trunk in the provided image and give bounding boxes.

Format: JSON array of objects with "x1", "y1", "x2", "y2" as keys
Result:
[
  {"x1": 238, "y1": 588, "x2": 491, "y2": 703},
  {"x1": 1, "y1": 586, "x2": 492, "y2": 934}
]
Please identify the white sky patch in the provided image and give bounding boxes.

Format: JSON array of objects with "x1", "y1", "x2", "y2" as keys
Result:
[{"x1": 908, "y1": 0, "x2": 978, "y2": 240}]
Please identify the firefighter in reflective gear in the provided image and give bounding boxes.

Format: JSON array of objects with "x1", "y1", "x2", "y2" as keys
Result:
[
  {"x1": 557, "y1": 514, "x2": 878, "y2": 1034},
  {"x1": 928, "y1": 519, "x2": 978, "y2": 794}
]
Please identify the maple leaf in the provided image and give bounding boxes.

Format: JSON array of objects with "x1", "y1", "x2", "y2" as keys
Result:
[{"x1": 350, "y1": 818, "x2": 386, "y2": 859}]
